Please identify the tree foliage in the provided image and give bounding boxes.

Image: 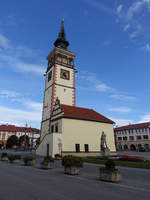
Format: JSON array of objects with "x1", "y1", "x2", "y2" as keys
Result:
[
  {"x1": 6, "y1": 135, "x2": 19, "y2": 148},
  {"x1": 19, "y1": 135, "x2": 29, "y2": 146}
]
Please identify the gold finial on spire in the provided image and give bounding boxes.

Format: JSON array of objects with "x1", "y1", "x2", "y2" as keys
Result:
[{"x1": 25, "y1": 122, "x2": 28, "y2": 128}]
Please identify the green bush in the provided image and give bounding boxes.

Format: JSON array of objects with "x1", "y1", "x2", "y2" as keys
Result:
[
  {"x1": 62, "y1": 155, "x2": 83, "y2": 168},
  {"x1": 105, "y1": 160, "x2": 116, "y2": 171},
  {"x1": 55, "y1": 154, "x2": 62, "y2": 159},
  {"x1": 23, "y1": 156, "x2": 35, "y2": 165},
  {"x1": 41, "y1": 156, "x2": 54, "y2": 165},
  {"x1": 8, "y1": 155, "x2": 21, "y2": 162}
]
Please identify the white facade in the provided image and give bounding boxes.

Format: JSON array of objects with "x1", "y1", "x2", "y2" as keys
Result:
[{"x1": 36, "y1": 102, "x2": 116, "y2": 157}]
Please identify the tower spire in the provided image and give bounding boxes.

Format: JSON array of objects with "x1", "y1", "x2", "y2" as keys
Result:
[{"x1": 54, "y1": 19, "x2": 69, "y2": 50}]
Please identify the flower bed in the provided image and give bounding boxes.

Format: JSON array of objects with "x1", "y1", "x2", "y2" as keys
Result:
[{"x1": 119, "y1": 155, "x2": 145, "y2": 162}]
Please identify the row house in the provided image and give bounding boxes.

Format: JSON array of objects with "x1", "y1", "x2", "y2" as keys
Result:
[
  {"x1": 114, "y1": 122, "x2": 150, "y2": 151},
  {"x1": 0, "y1": 124, "x2": 40, "y2": 148}
]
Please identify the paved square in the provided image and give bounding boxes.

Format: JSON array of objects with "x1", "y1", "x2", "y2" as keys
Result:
[{"x1": 0, "y1": 160, "x2": 150, "y2": 200}]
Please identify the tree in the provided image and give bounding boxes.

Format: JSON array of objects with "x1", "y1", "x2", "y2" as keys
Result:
[
  {"x1": 19, "y1": 135, "x2": 30, "y2": 148},
  {"x1": 35, "y1": 137, "x2": 40, "y2": 147},
  {"x1": 6, "y1": 135, "x2": 19, "y2": 149}
]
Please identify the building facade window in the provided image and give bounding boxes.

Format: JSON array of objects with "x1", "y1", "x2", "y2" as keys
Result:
[
  {"x1": 55, "y1": 123, "x2": 58, "y2": 133},
  {"x1": 84, "y1": 144, "x2": 89, "y2": 152},
  {"x1": 118, "y1": 137, "x2": 122, "y2": 141},
  {"x1": 123, "y1": 136, "x2": 127, "y2": 141},
  {"x1": 143, "y1": 135, "x2": 148, "y2": 140},
  {"x1": 75, "y1": 144, "x2": 80, "y2": 152},
  {"x1": 129, "y1": 136, "x2": 134, "y2": 141},
  {"x1": 2, "y1": 133, "x2": 5, "y2": 140},
  {"x1": 137, "y1": 136, "x2": 141, "y2": 140},
  {"x1": 51, "y1": 125, "x2": 54, "y2": 133}
]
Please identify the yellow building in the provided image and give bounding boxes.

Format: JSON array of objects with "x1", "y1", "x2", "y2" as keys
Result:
[{"x1": 36, "y1": 20, "x2": 116, "y2": 157}]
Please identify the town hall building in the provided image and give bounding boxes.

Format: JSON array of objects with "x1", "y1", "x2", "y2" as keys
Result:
[{"x1": 36, "y1": 20, "x2": 116, "y2": 157}]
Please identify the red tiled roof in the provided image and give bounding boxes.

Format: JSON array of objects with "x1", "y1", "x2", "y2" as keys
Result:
[
  {"x1": 0, "y1": 124, "x2": 40, "y2": 133},
  {"x1": 114, "y1": 122, "x2": 150, "y2": 131},
  {"x1": 60, "y1": 104, "x2": 114, "y2": 124}
]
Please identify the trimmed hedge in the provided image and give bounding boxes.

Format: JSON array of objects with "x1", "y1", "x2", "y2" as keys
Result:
[{"x1": 62, "y1": 155, "x2": 83, "y2": 168}]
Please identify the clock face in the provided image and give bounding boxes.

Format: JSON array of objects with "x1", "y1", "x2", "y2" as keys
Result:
[{"x1": 60, "y1": 69, "x2": 70, "y2": 80}]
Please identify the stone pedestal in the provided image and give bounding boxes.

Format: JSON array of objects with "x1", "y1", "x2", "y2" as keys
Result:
[{"x1": 101, "y1": 147, "x2": 110, "y2": 157}]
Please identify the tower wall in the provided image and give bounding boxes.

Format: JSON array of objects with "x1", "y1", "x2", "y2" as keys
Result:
[{"x1": 53, "y1": 64, "x2": 75, "y2": 107}]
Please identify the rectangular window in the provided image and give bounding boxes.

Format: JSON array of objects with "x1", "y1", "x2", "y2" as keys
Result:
[
  {"x1": 84, "y1": 144, "x2": 89, "y2": 152},
  {"x1": 55, "y1": 123, "x2": 58, "y2": 133},
  {"x1": 51, "y1": 125, "x2": 54, "y2": 133},
  {"x1": 137, "y1": 136, "x2": 141, "y2": 140},
  {"x1": 129, "y1": 136, "x2": 134, "y2": 141},
  {"x1": 123, "y1": 136, "x2": 128, "y2": 141},
  {"x1": 2, "y1": 133, "x2": 5, "y2": 140},
  {"x1": 143, "y1": 135, "x2": 148, "y2": 139},
  {"x1": 48, "y1": 71, "x2": 52, "y2": 82},
  {"x1": 118, "y1": 137, "x2": 122, "y2": 141},
  {"x1": 75, "y1": 144, "x2": 80, "y2": 152}
]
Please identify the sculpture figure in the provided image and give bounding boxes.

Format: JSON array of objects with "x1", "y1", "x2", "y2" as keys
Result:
[{"x1": 100, "y1": 131, "x2": 110, "y2": 156}]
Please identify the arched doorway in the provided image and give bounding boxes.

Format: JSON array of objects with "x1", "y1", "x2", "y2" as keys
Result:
[
  {"x1": 130, "y1": 144, "x2": 136, "y2": 151},
  {"x1": 124, "y1": 144, "x2": 128, "y2": 150}
]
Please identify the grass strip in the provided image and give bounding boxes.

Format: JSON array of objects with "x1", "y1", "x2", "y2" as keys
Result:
[{"x1": 83, "y1": 157, "x2": 150, "y2": 169}]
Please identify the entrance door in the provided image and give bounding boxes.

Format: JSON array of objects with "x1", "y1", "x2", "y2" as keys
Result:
[{"x1": 46, "y1": 144, "x2": 49, "y2": 156}]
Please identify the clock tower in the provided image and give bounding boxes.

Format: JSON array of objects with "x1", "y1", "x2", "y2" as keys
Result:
[{"x1": 41, "y1": 19, "x2": 76, "y2": 139}]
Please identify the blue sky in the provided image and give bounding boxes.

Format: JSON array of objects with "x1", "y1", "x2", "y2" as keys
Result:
[{"x1": 0, "y1": 0, "x2": 150, "y2": 128}]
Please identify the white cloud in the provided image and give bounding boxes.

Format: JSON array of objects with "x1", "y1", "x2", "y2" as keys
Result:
[
  {"x1": 0, "y1": 89, "x2": 20, "y2": 99},
  {"x1": 0, "y1": 106, "x2": 42, "y2": 126},
  {"x1": 0, "y1": 88, "x2": 42, "y2": 127},
  {"x1": 117, "y1": 4, "x2": 123, "y2": 14},
  {"x1": 0, "y1": 32, "x2": 45, "y2": 75},
  {"x1": 110, "y1": 94, "x2": 135, "y2": 101},
  {"x1": 84, "y1": 0, "x2": 115, "y2": 16},
  {"x1": 142, "y1": 43, "x2": 150, "y2": 52},
  {"x1": 129, "y1": 24, "x2": 142, "y2": 39},
  {"x1": 139, "y1": 113, "x2": 150, "y2": 123},
  {"x1": 78, "y1": 71, "x2": 111, "y2": 93},
  {"x1": 96, "y1": 83, "x2": 110, "y2": 92},
  {"x1": 127, "y1": 0, "x2": 150, "y2": 20},
  {"x1": 24, "y1": 100, "x2": 43, "y2": 112},
  {"x1": 0, "y1": 33, "x2": 10, "y2": 49},
  {"x1": 0, "y1": 97, "x2": 42, "y2": 128},
  {"x1": 116, "y1": 1, "x2": 150, "y2": 41},
  {"x1": 123, "y1": 24, "x2": 130, "y2": 32},
  {"x1": 78, "y1": 71, "x2": 136, "y2": 103},
  {"x1": 109, "y1": 107, "x2": 132, "y2": 113},
  {"x1": 113, "y1": 118, "x2": 134, "y2": 127}
]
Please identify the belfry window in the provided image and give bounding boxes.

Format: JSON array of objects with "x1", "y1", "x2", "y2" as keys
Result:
[{"x1": 48, "y1": 71, "x2": 52, "y2": 82}]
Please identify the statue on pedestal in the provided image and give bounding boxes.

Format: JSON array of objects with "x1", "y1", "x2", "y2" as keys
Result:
[{"x1": 100, "y1": 131, "x2": 110, "y2": 156}]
